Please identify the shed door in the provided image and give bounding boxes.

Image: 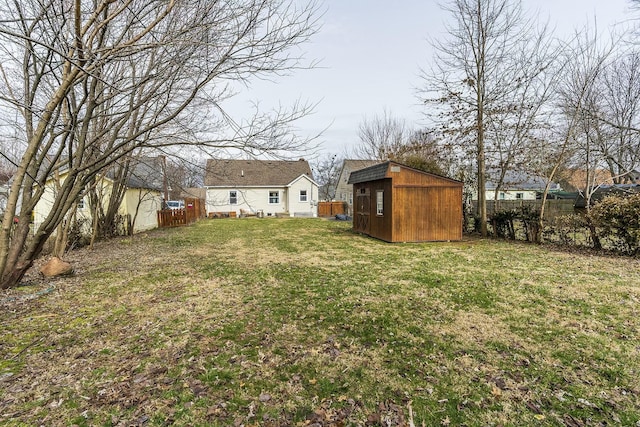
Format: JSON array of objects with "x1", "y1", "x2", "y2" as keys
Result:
[{"x1": 355, "y1": 188, "x2": 371, "y2": 234}]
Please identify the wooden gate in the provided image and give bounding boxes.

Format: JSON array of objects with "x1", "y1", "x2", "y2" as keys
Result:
[
  {"x1": 354, "y1": 188, "x2": 371, "y2": 234},
  {"x1": 318, "y1": 201, "x2": 347, "y2": 217}
]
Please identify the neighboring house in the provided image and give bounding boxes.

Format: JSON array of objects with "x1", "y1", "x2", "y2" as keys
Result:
[
  {"x1": 34, "y1": 158, "x2": 163, "y2": 235},
  {"x1": 574, "y1": 184, "x2": 640, "y2": 209},
  {"x1": 348, "y1": 161, "x2": 463, "y2": 242},
  {"x1": 204, "y1": 159, "x2": 319, "y2": 217},
  {"x1": 563, "y1": 168, "x2": 614, "y2": 191},
  {"x1": 482, "y1": 170, "x2": 561, "y2": 201},
  {"x1": 335, "y1": 159, "x2": 380, "y2": 215},
  {"x1": 564, "y1": 168, "x2": 640, "y2": 191}
]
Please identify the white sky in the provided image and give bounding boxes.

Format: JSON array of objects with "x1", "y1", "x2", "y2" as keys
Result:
[{"x1": 223, "y1": 0, "x2": 635, "y2": 158}]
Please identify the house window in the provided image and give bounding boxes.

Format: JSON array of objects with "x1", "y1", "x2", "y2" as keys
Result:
[
  {"x1": 499, "y1": 192, "x2": 506, "y2": 200},
  {"x1": 376, "y1": 190, "x2": 384, "y2": 216},
  {"x1": 299, "y1": 190, "x2": 308, "y2": 202},
  {"x1": 269, "y1": 191, "x2": 279, "y2": 204},
  {"x1": 349, "y1": 193, "x2": 353, "y2": 204},
  {"x1": 229, "y1": 190, "x2": 237, "y2": 205},
  {"x1": 516, "y1": 192, "x2": 524, "y2": 200},
  {"x1": 77, "y1": 197, "x2": 85, "y2": 210}
]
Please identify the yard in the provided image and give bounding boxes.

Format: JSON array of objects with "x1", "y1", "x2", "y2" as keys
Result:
[{"x1": 1, "y1": 218, "x2": 639, "y2": 426}]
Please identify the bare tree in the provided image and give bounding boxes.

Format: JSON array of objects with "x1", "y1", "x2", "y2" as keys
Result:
[
  {"x1": 355, "y1": 112, "x2": 453, "y2": 175},
  {"x1": 355, "y1": 110, "x2": 408, "y2": 161},
  {"x1": 421, "y1": 0, "x2": 553, "y2": 236},
  {"x1": 598, "y1": 51, "x2": 640, "y2": 181},
  {"x1": 531, "y1": 28, "x2": 616, "y2": 245},
  {"x1": 0, "y1": 0, "x2": 319, "y2": 289},
  {"x1": 313, "y1": 153, "x2": 342, "y2": 201}
]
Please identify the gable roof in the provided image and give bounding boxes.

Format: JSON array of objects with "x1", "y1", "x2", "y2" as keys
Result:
[
  {"x1": 204, "y1": 159, "x2": 313, "y2": 187},
  {"x1": 348, "y1": 160, "x2": 462, "y2": 185},
  {"x1": 288, "y1": 173, "x2": 319, "y2": 187}
]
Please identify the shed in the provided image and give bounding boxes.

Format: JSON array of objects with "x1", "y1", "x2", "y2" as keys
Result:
[{"x1": 348, "y1": 161, "x2": 463, "y2": 242}]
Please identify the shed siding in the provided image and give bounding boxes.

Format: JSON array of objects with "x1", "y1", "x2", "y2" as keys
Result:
[{"x1": 393, "y1": 186, "x2": 462, "y2": 242}]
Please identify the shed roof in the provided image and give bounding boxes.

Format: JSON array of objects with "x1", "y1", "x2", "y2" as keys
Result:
[
  {"x1": 348, "y1": 161, "x2": 462, "y2": 185},
  {"x1": 204, "y1": 159, "x2": 313, "y2": 187},
  {"x1": 340, "y1": 159, "x2": 381, "y2": 175},
  {"x1": 348, "y1": 162, "x2": 390, "y2": 184}
]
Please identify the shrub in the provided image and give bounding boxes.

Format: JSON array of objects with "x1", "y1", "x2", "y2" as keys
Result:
[
  {"x1": 544, "y1": 214, "x2": 588, "y2": 246},
  {"x1": 518, "y1": 205, "x2": 541, "y2": 242},
  {"x1": 589, "y1": 194, "x2": 640, "y2": 255},
  {"x1": 489, "y1": 209, "x2": 517, "y2": 239}
]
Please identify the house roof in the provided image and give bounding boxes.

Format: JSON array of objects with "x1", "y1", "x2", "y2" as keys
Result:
[
  {"x1": 348, "y1": 160, "x2": 463, "y2": 185},
  {"x1": 485, "y1": 170, "x2": 560, "y2": 192},
  {"x1": 122, "y1": 157, "x2": 164, "y2": 192},
  {"x1": 44, "y1": 156, "x2": 163, "y2": 192},
  {"x1": 204, "y1": 159, "x2": 313, "y2": 187}
]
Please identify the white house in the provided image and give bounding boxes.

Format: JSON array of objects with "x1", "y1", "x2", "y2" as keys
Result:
[{"x1": 204, "y1": 159, "x2": 319, "y2": 217}]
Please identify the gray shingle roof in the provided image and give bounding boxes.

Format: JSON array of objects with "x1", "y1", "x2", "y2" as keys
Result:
[
  {"x1": 124, "y1": 157, "x2": 164, "y2": 191},
  {"x1": 486, "y1": 170, "x2": 559, "y2": 191},
  {"x1": 348, "y1": 162, "x2": 391, "y2": 184},
  {"x1": 204, "y1": 159, "x2": 313, "y2": 187}
]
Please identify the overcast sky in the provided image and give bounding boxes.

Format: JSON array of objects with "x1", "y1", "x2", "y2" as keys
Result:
[{"x1": 224, "y1": 0, "x2": 635, "y2": 158}]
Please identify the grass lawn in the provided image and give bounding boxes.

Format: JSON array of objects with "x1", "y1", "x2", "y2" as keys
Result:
[{"x1": 1, "y1": 218, "x2": 639, "y2": 426}]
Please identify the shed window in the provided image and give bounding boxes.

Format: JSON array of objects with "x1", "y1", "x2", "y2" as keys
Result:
[
  {"x1": 229, "y1": 190, "x2": 237, "y2": 205},
  {"x1": 299, "y1": 190, "x2": 308, "y2": 202},
  {"x1": 269, "y1": 191, "x2": 279, "y2": 204},
  {"x1": 376, "y1": 190, "x2": 384, "y2": 216}
]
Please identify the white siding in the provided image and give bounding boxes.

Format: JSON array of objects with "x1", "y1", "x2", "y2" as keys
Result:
[
  {"x1": 484, "y1": 190, "x2": 537, "y2": 201},
  {"x1": 206, "y1": 187, "x2": 288, "y2": 217},
  {"x1": 121, "y1": 188, "x2": 162, "y2": 233},
  {"x1": 206, "y1": 176, "x2": 319, "y2": 218},
  {"x1": 287, "y1": 175, "x2": 318, "y2": 217}
]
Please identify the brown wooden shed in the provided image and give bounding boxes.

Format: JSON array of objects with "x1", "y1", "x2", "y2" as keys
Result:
[{"x1": 348, "y1": 161, "x2": 463, "y2": 242}]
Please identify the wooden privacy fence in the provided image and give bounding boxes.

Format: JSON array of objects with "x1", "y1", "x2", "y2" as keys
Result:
[
  {"x1": 318, "y1": 201, "x2": 347, "y2": 217},
  {"x1": 473, "y1": 199, "x2": 576, "y2": 219},
  {"x1": 157, "y1": 198, "x2": 205, "y2": 228}
]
